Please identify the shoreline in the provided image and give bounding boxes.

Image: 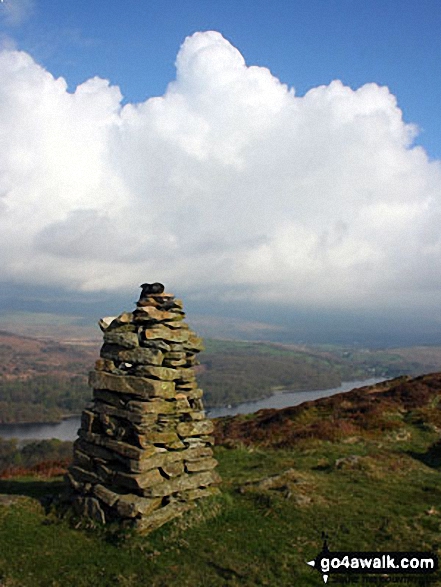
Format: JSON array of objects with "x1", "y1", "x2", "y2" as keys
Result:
[
  {"x1": 0, "y1": 413, "x2": 81, "y2": 428},
  {"x1": 204, "y1": 375, "x2": 378, "y2": 411},
  {"x1": 206, "y1": 376, "x2": 387, "y2": 418},
  {"x1": 0, "y1": 381, "x2": 348, "y2": 424},
  {"x1": 0, "y1": 377, "x2": 386, "y2": 433}
]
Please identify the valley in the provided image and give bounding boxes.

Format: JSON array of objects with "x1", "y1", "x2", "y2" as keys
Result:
[{"x1": 2, "y1": 329, "x2": 441, "y2": 424}]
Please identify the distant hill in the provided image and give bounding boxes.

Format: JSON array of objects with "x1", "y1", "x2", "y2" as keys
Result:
[
  {"x1": 2, "y1": 329, "x2": 441, "y2": 422},
  {"x1": 0, "y1": 330, "x2": 98, "y2": 380},
  {"x1": 0, "y1": 331, "x2": 97, "y2": 423},
  {"x1": 199, "y1": 340, "x2": 441, "y2": 407}
]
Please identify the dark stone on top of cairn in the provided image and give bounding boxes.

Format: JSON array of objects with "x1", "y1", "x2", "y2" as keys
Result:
[{"x1": 139, "y1": 282, "x2": 165, "y2": 299}]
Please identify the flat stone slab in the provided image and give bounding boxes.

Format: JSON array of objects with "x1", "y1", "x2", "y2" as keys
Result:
[
  {"x1": 145, "y1": 470, "x2": 221, "y2": 497},
  {"x1": 93, "y1": 484, "x2": 119, "y2": 507},
  {"x1": 103, "y1": 331, "x2": 139, "y2": 348},
  {"x1": 78, "y1": 430, "x2": 158, "y2": 460},
  {"x1": 89, "y1": 371, "x2": 175, "y2": 399},
  {"x1": 114, "y1": 468, "x2": 165, "y2": 491},
  {"x1": 100, "y1": 345, "x2": 164, "y2": 366},
  {"x1": 133, "y1": 501, "x2": 193, "y2": 533},
  {"x1": 92, "y1": 400, "x2": 156, "y2": 425},
  {"x1": 134, "y1": 306, "x2": 184, "y2": 322},
  {"x1": 185, "y1": 457, "x2": 219, "y2": 473},
  {"x1": 177, "y1": 420, "x2": 214, "y2": 437},
  {"x1": 142, "y1": 325, "x2": 190, "y2": 344},
  {"x1": 133, "y1": 365, "x2": 181, "y2": 380},
  {"x1": 116, "y1": 494, "x2": 162, "y2": 518}
]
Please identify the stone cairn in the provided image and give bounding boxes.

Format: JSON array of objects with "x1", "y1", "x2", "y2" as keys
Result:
[{"x1": 66, "y1": 283, "x2": 220, "y2": 533}]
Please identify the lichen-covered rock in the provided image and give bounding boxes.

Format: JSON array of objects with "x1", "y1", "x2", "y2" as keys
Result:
[
  {"x1": 142, "y1": 325, "x2": 190, "y2": 344},
  {"x1": 101, "y1": 345, "x2": 164, "y2": 366},
  {"x1": 88, "y1": 371, "x2": 175, "y2": 399},
  {"x1": 132, "y1": 501, "x2": 193, "y2": 533},
  {"x1": 185, "y1": 457, "x2": 219, "y2": 473},
  {"x1": 177, "y1": 420, "x2": 215, "y2": 437},
  {"x1": 115, "y1": 495, "x2": 162, "y2": 518},
  {"x1": 103, "y1": 331, "x2": 139, "y2": 348},
  {"x1": 145, "y1": 470, "x2": 221, "y2": 498}
]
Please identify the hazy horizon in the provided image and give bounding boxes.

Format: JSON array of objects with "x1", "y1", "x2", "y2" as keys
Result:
[{"x1": 0, "y1": 281, "x2": 440, "y2": 348}]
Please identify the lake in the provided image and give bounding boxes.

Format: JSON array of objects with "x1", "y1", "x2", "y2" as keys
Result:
[
  {"x1": 0, "y1": 378, "x2": 385, "y2": 442},
  {"x1": 206, "y1": 377, "x2": 385, "y2": 418}
]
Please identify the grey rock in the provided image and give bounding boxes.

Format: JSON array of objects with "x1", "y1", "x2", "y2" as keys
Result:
[
  {"x1": 116, "y1": 494, "x2": 162, "y2": 518},
  {"x1": 133, "y1": 501, "x2": 193, "y2": 533},
  {"x1": 101, "y1": 344, "x2": 164, "y2": 366},
  {"x1": 69, "y1": 288, "x2": 220, "y2": 532},
  {"x1": 89, "y1": 371, "x2": 175, "y2": 399},
  {"x1": 145, "y1": 470, "x2": 221, "y2": 498},
  {"x1": 103, "y1": 331, "x2": 139, "y2": 349},
  {"x1": 185, "y1": 457, "x2": 218, "y2": 473},
  {"x1": 93, "y1": 484, "x2": 119, "y2": 507}
]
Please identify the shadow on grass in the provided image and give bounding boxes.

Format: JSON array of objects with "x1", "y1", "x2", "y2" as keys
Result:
[
  {"x1": 0, "y1": 477, "x2": 65, "y2": 501},
  {"x1": 407, "y1": 439, "x2": 441, "y2": 470}
]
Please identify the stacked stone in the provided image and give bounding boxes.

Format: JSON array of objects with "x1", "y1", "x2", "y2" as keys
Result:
[{"x1": 66, "y1": 283, "x2": 220, "y2": 533}]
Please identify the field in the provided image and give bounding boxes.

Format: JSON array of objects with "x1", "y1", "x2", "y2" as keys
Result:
[{"x1": 0, "y1": 374, "x2": 440, "y2": 586}]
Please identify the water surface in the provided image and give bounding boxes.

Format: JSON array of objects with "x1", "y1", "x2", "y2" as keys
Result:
[
  {"x1": 207, "y1": 378, "x2": 384, "y2": 418},
  {"x1": 0, "y1": 377, "x2": 385, "y2": 441}
]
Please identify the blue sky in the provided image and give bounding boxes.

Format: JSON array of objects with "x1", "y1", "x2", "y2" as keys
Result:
[
  {"x1": 4, "y1": 0, "x2": 441, "y2": 157},
  {"x1": 1, "y1": 0, "x2": 441, "y2": 345}
]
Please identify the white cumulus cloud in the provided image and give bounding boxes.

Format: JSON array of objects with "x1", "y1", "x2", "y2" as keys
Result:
[{"x1": 0, "y1": 30, "x2": 441, "y2": 313}]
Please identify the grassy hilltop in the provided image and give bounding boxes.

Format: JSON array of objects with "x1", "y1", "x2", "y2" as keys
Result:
[{"x1": 0, "y1": 373, "x2": 440, "y2": 586}]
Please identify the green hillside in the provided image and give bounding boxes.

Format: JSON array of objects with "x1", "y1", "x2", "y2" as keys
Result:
[{"x1": 0, "y1": 373, "x2": 440, "y2": 586}]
